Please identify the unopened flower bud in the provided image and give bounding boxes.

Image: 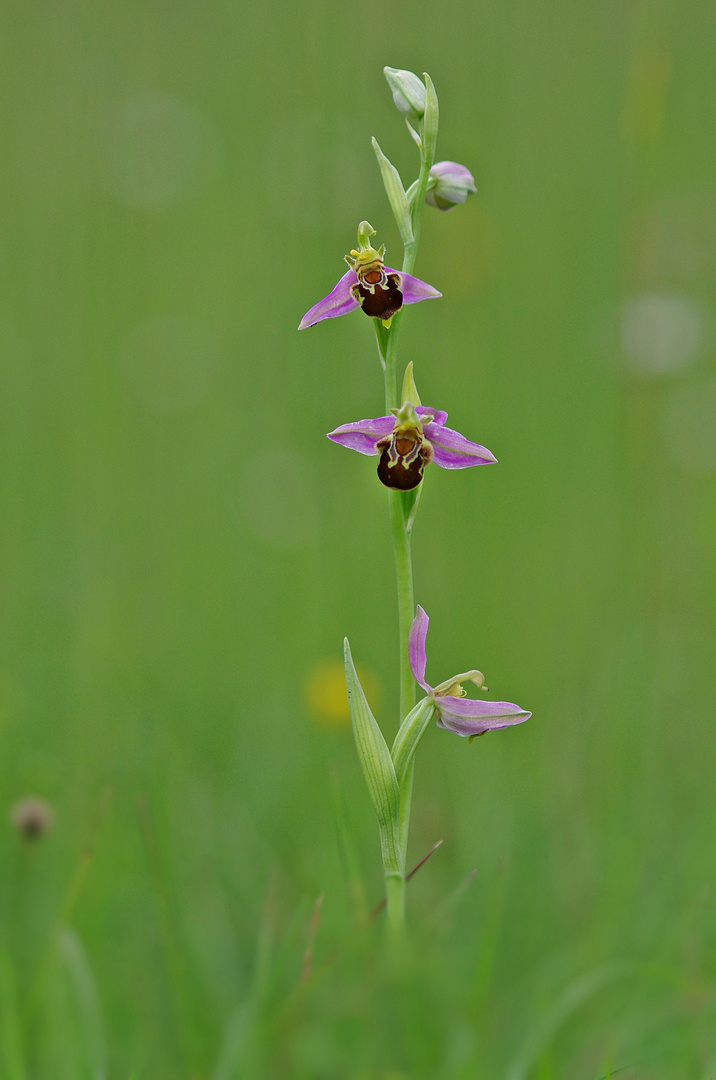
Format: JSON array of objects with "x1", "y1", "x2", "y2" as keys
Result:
[
  {"x1": 383, "y1": 67, "x2": 426, "y2": 120},
  {"x1": 426, "y1": 161, "x2": 477, "y2": 211},
  {"x1": 10, "y1": 795, "x2": 54, "y2": 840}
]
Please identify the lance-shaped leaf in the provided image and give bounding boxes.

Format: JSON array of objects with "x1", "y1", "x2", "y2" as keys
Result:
[
  {"x1": 372, "y1": 138, "x2": 414, "y2": 247},
  {"x1": 344, "y1": 639, "x2": 402, "y2": 872},
  {"x1": 420, "y1": 72, "x2": 439, "y2": 167}
]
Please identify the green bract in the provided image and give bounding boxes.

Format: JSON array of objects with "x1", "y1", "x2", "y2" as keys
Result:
[
  {"x1": 372, "y1": 138, "x2": 414, "y2": 247},
  {"x1": 343, "y1": 639, "x2": 402, "y2": 876}
]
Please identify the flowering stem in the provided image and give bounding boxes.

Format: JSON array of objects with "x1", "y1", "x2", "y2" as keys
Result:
[
  {"x1": 374, "y1": 87, "x2": 438, "y2": 927},
  {"x1": 390, "y1": 493, "x2": 416, "y2": 723},
  {"x1": 381, "y1": 490, "x2": 414, "y2": 928},
  {"x1": 376, "y1": 152, "x2": 432, "y2": 412}
]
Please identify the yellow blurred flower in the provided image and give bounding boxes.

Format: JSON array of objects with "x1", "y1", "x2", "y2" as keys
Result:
[{"x1": 305, "y1": 657, "x2": 381, "y2": 730}]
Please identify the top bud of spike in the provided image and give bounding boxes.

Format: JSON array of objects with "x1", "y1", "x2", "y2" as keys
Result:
[{"x1": 383, "y1": 67, "x2": 427, "y2": 120}]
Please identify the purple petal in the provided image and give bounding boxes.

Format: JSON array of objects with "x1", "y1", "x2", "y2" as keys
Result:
[
  {"x1": 385, "y1": 268, "x2": 442, "y2": 305},
  {"x1": 434, "y1": 696, "x2": 531, "y2": 737},
  {"x1": 298, "y1": 269, "x2": 360, "y2": 329},
  {"x1": 408, "y1": 606, "x2": 431, "y2": 692},
  {"x1": 431, "y1": 161, "x2": 476, "y2": 185},
  {"x1": 416, "y1": 405, "x2": 448, "y2": 427},
  {"x1": 427, "y1": 423, "x2": 497, "y2": 468},
  {"x1": 327, "y1": 415, "x2": 395, "y2": 456}
]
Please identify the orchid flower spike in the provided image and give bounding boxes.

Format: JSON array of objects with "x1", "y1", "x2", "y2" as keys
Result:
[
  {"x1": 298, "y1": 221, "x2": 441, "y2": 330},
  {"x1": 327, "y1": 362, "x2": 496, "y2": 491},
  {"x1": 409, "y1": 606, "x2": 531, "y2": 738}
]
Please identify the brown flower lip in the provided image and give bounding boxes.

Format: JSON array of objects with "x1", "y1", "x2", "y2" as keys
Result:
[
  {"x1": 353, "y1": 271, "x2": 404, "y2": 322},
  {"x1": 376, "y1": 431, "x2": 433, "y2": 490}
]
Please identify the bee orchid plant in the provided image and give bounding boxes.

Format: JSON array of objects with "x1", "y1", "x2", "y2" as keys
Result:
[{"x1": 300, "y1": 67, "x2": 530, "y2": 931}]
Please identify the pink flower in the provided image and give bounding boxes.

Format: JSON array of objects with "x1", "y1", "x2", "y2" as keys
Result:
[
  {"x1": 328, "y1": 402, "x2": 496, "y2": 491},
  {"x1": 409, "y1": 606, "x2": 530, "y2": 738},
  {"x1": 298, "y1": 221, "x2": 440, "y2": 330}
]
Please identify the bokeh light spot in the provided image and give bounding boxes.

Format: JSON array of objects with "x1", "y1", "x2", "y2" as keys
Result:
[
  {"x1": 305, "y1": 658, "x2": 381, "y2": 730},
  {"x1": 621, "y1": 292, "x2": 708, "y2": 377}
]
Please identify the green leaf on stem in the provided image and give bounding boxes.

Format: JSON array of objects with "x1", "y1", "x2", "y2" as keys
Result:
[
  {"x1": 344, "y1": 639, "x2": 402, "y2": 872},
  {"x1": 371, "y1": 137, "x2": 414, "y2": 247},
  {"x1": 398, "y1": 485, "x2": 421, "y2": 532},
  {"x1": 421, "y1": 72, "x2": 439, "y2": 165}
]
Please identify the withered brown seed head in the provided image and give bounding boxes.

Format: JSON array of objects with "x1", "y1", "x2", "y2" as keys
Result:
[{"x1": 10, "y1": 796, "x2": 54, "y2": 840}]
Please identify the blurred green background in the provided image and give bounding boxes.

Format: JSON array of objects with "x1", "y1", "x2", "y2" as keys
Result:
[{"x1": 2, "y1": 0, "x2": 716, "y2": 1076}]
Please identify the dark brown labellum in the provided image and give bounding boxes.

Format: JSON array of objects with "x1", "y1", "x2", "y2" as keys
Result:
[
  {"x1": 354, "y1": 272, "x2": 403, "y2": 321},
  {"x1": 376, "y1": 435, "x2": 428, "y2": 490}
]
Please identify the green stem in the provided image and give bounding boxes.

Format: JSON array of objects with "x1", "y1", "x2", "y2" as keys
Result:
[
  {"x1": 383, "y1": 491, "x2": 414, "y2": 928},
  {"x1": 384, "y1": 870, "x2": 405, "y2": 931},
  {"x1": 375, "y1": 127, "x2": 435, "y2": 413},
  {"x1": 390, "y1": 492, "x2": 416, "y2": 724},
  {"x1": 379, "y1": 97, "x2": 438, "y2": 925},
  {"x1": 403, "y1": 151, "x2": 433, "y2": 275},
  {"x1": 397, "y1": 761, "x2": 415, "y2": 867}
]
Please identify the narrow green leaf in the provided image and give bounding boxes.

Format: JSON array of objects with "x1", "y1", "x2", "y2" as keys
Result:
[
  {"x1": 371, "y1": 138, "x2": 414, "y2": 247},
  {"x1": 58, "y1": 928, "x2": 107, "y2": 1080},
  {"x1": 344, "y1": 639, "x2": 401, "y2": 872},
  {"x1": 421, "y1": 72, "x2": 439, "y2": 164},
  {"x1": 398, "y1": 485, "x2": 421, "y2": 532},
  {"x1": 0, "y1": 949, "x2": 25, "y2": 1080}
]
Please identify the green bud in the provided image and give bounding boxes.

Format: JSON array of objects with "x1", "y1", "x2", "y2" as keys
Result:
[
  {"x1": 372, "y1": 138, "x2": 414, "y2": 247},
  {"x1": 384, "y1": 66, "x2": 427, "y2": 120},
  {"x1": 426, "y1": 162, "x2": 477, "y2": 211},
  {"x1": 344, "y1": 639, "x2": 402, "y2": 873}
]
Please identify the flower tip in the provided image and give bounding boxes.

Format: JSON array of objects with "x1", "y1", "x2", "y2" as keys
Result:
[{"x1": 401, "y1": 361, "x2": 422, "y2": 406}]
